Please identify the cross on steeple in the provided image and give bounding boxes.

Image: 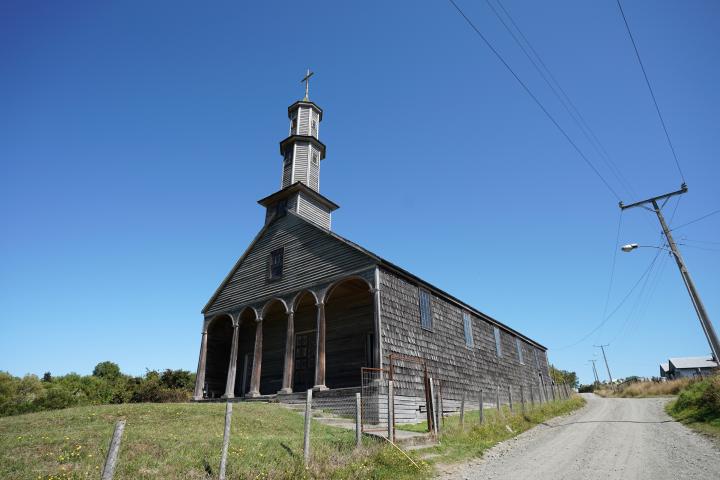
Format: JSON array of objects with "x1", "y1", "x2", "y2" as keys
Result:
[{"x1": 300, "y1": 69, "x2": 314, "y2": 100}]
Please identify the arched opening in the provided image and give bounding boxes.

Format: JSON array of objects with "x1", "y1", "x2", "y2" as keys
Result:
[
  {"x1": 204, "y1": 314, "x2": 233, "y2": 398},
  {"x1": 324, "y1": 278, "x2": 375, "y2": 389},
  {"x1": 260, "y1": 299, "x2": 288, "y2": 394},
  {"x1": 233, "y1": 308, "x2": 257, "y2": 397},
  {"x1": 293, "y1": 291, "x2": 318, "y2": 392}
]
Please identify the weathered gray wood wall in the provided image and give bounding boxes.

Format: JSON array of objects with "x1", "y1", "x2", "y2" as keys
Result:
[{"x1": 378, "y1": 267, "x2": 551, "y2": 401}]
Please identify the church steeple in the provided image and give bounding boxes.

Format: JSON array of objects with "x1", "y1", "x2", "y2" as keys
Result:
[
  {"x1": 280, "y1": 70, "x2": 325, "y2": 191},
  {"x1": 258, "y1": 70, "x2": 338, "y2": 230}
]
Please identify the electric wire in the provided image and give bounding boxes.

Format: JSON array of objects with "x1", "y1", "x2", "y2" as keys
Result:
[
  {"x1": 670, "y1": 209, "x2": 720, "y2": 231},
  {"x1": 447, "y1": 0, "x2": 622, "y2": 201},
  {"x1": 553, "y1": 251, "x2": 662, "y2": 350},
  {"x1": 490, "y1": 0, "x2": 638, "y2": 200},
  {"x1": 616, "y1": 0, "x2": 686, "y2": 184},
  {"x1": 602, "y1": 211, "x2": 624, "y2": 320}
]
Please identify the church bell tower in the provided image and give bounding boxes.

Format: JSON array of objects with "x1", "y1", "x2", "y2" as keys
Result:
[{"x1": 257, "y1": 70, "x2": 338, "y2": 230}]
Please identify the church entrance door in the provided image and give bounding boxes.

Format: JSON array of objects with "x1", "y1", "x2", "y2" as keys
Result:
[{"x1": 293, "y1": 331, "x2": 316, "y2": 392}]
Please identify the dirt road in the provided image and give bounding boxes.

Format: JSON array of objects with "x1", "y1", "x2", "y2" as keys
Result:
[{"x1": 435, "y1": 394, "x2": 719, "y2": 480}]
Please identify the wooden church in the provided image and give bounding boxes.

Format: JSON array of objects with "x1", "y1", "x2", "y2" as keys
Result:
[{"x1": 193, "y1": 75, "x2": 552, "y2": 403}]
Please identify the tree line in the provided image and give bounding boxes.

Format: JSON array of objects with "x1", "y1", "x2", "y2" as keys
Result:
[{"x1": 0, "y1": 361, "x2": 195, "y2": 417}]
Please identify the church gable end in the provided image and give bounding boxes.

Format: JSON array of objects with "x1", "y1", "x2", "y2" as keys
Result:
[{"x1": 203, "y1": 213, "x2": 376, "y2": 315}]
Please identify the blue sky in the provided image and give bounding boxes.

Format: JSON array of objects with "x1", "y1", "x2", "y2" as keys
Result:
[{"x1": 1, "y1": 1, "x2": 718, "y2": 385}]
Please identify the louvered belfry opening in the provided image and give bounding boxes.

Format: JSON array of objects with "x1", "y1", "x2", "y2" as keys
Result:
[
  {"x1": 259, "y1": 300, "x2": 288, "y2": 395},
  {"x1": 204, "y1": 314, "x2": 233, "y2": 399},
  {"x1": 233, "y1": 308, "x2": 257, "y2": 397},
  {"x1": 324, "y1": 278, "x2": 375, "y2": 389}
]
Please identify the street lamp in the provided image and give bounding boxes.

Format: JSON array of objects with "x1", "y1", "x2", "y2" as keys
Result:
[{"x1": 620, "y1": 239, "x2": 720, "y2": 361}]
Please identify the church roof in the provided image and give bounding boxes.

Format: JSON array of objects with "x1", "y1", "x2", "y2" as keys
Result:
[
  {"x1": 257, "y1": 182, "x2": 339, "y2": 211},
  {"x1": 203, "y1": 208, "x2": 547, "y2": 351}
]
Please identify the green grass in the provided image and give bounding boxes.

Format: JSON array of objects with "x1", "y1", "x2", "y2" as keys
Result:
[
  {"x1": 666, "y1": 374, "x2": 720, "y2": 439},
  {"x1": 0, "y1": 402, "x2": 430, "y2": 480},
  {"x1": 399, "y1": 396, "x2": 586, "y2": 464}
]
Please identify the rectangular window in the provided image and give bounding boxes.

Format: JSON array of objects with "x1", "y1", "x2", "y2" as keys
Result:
[
  {"x1": 462, "y1": 312, "x2": 474, "y2": 348},
  {"x1": 419, "y1": 289, "x2": 432, "y2": 330},
  {"x1": 516, "y1": 338, "x2": 524, "y2": 364},
  {"x1": 311, "y1": 119, "x2": 318, "y2": 136},
  {"x1": 275, "y1": 200, "x2": 287, "y2": 219},
  {"x1": 494, "y1": 327, "x2": 502, "y2": 357},
  {"x1": 269, "y1": 247, "x2": 284, "y2": 280}
]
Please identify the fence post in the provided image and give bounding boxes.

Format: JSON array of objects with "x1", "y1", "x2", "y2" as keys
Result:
[
  {"x1": 508, "y1": 386, "x2": 513, "y2": 412},
  {"x1": 479, "y1": 389, "x2": 484, "y2": 425},
  {"x1": 436, "y1": 380, "x2": 443, "y2": 433},
  {"x1": 460, "y1": 391, "x2": 465, "y2": 430},
  {"x1": 387, "y1": 380, "x2": 395, "y2": 443},
  {"x1": 429, "y1": 377, "x2": 438, "y2": 436},
  {"x1": 520, "y1": 386, "x2": 526, "y2": 415},
  {"x1": 496, "y1": 385, "x2": 501, "y2": 413},
  {"x1": 303, "y1": 389, "x2": 312, "y2": 466},
  {"x1": 355, "y1": 392, "x2": 361, "y2": 447},
  {"x1": 529, "y1": 386, "x2": 534, "y2": 407},
  {"x1": 101, "y1": 420, "x2": 126, "y2": 480},
  {"x1": 218, "y1": 402, "x2": 233, "y2": 480}
]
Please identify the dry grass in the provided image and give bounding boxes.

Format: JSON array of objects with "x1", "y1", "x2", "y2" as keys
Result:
[{"x1": 595, "y1": 378, "x2": 694, "y2": 398}]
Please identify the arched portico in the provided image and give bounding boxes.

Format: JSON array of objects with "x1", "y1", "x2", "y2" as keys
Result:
[
  {"x1": 323, "y1": 277, "x2": 375, "y2": 389},
  {"x1": 259, "y1": 299, "x2": 289, "y2": 394},
  {"x1": 204, "y1": 313, "x2": 234, "y2": 398},
  {"x1": 233, "y1": 307, "x2": 258, "y2": 397},
  {"x1": 289, "y1": 290, "x2": 319, "y2": 392}
]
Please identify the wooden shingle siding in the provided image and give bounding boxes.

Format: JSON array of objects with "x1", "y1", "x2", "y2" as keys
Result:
[
  {"x1": 204, "y1": 213, "x2": 375, "y2": 315},
  {"x1": 378, "y1": 267, "x2": 550, "y2": 401},
  {"x1": 297, "y1": 192, "x2": 331, "y2": 230}
]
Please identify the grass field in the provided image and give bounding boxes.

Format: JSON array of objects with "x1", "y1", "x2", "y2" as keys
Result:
[
  {"x1": 666, "y1": 374, "x2": 720, "y2": 439},
  {"x1": 594, "y1": 378, "x2": 693, "y2": 398},
  {"x1": 0, "y1": 402, "x2": 428, "y2": 480},
  {"x1": 0, "y1": 397, "x2": 586, "y2": 479},
  {"x1": 398, "y1": 395, "x2": 586, "y2": 463}
]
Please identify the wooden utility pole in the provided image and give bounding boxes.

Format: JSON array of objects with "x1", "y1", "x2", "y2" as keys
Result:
[
  {"x1": 588, "y1": 359, "x2": 600, "y2": 384},
  {"x1": 620, "y1": 185, "x2": 720, "y2": 361},
  {"x1": 594, "y1": 344, "x2": 613, "y2": 384}
]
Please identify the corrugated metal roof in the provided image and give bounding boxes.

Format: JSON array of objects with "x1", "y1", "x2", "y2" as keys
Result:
[
  {"x1": 668, "y1": 356, "x2": 718, "y2": 370},
  {"x1": 659, "y1": 363, "x2": 669, "y2": 373}
]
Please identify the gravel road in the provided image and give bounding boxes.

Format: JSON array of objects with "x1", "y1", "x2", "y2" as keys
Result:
[{"x1": 435, "y1": 393, "x2": 719, "y2": 480}]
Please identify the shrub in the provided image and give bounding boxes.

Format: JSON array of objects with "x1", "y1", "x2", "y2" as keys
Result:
[{"x1": 670, "y1": 375, "x2": 720, "y2": 423}]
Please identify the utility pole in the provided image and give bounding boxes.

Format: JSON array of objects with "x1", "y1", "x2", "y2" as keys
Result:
[
  {"x1": 594, "y1": 344, "x2": 613, "y2": 383},
  {"x1": 588, "y1": 360, "x2": 600, "y2": 384},
  {"x1": 620, "y1": 185, "x2": 720, "y2": 361}
]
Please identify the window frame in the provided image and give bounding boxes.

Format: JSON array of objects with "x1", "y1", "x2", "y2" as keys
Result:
[
  {"x1": 516, "y1": 337, "x2": 524, "y2": 364},
  {"x1": 418, "y1": 288, "x2": 433, "y2": 331},
  {"x1": 462, "y1": 311, "x2": 474, "y2": 348},
  {"x1": 493, "y1": 326, "x2": 502, "y2": 357},
  {"x1": 268, "y1": 247, "x2": 284, "y2": 281}
]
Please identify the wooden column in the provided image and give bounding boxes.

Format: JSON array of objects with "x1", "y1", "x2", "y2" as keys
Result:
[
  {"x1": 313, "y1": 301, "x2": 328, "y2": 390},
  {"x1": 279, "y1": 310, "x2": 295, "y2": 394},
  {"x1": 371, "y1": 276, "x2": 383, "y2": 370},
  {"x1": 193, "y1": 330, "x2": 208, "y2": 400},
  {"x1": 248, "y1": 319, "x2": 263, "y2": 397},
  {"x1": 223, "y1": 322, "x2": 240, "y2": 398}
]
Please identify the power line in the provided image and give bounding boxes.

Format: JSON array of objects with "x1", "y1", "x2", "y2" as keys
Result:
[
  {"x1": 553, "y1": 250, "x2": 662, "y2": 350},
  {"x1": 671, "y1": 209, "x2": 720, "y2": 231},
  {"x1": 602, "y1": 211, "x2": 624, "y2": 320},
  {"x1": 490, "y1": 0, "x2": 637, "y2": 199},
  {"x1": 615, "y1": 0, "x2": 686, "y2": 184},
  {"x1": 447, "y1": 0, "x2": 622, "y2": 201}
]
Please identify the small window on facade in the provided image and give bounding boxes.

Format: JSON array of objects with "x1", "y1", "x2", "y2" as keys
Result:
[
  {"x1": 494, "y1": 327, "x2": 502, "y2": 357},
  {"x1": 311, "y1": 119, "x2": 317, "y2": 136},
  {"x1": 516, "y1": 338, "x2": 524, "y2": 364},
  {"x1": 291, "y1": 116, "x2": 298, "y2": 135},
  {"x1": 419, "y1": 288, "x2": 432, "y2": 330},
  {"x1": 462, "y1": 312, "x2": 474, "y2": 348},
  {"x1": 284, "y1": 149, "x2": 293, "y2": 165},
  {"x1": 269, "y1": 247, "x2": 284, "y2": 280},
  {"x1": 312, "y1": 152, "x2": 319, "y2": 166}
]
